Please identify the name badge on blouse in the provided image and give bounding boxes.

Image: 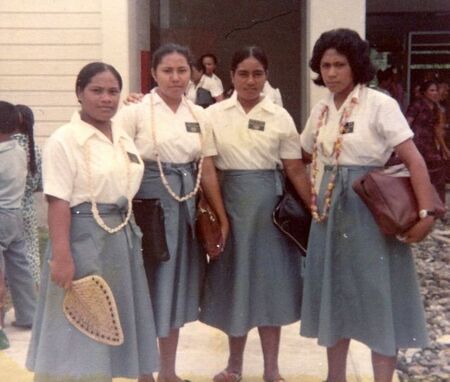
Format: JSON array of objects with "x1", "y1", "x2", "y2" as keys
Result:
[
  {"x1": 185, "y1": 122, "x2": 201, "y2": 133},
  {"x1": 343, "y1": 121, "x2": 354, "y2": 134},
  {"x1": 127, "y1": 152, "x2": 140, "y2": 164},
  {"x1": 248, "y1": 119, "x2": 265, "y2": 131}
]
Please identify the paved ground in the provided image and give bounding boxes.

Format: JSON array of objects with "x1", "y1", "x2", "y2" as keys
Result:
[{"x1": 0, "y1": 308, "x2": 399, "y2": 382}]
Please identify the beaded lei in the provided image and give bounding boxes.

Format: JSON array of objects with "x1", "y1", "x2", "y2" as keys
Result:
[
  {"x1": 150, "y1": 93, "x2": 204, "y2": 202},
  {"x1": 84, "y1": 139, "x2": 133, "y2": 234},
  {"x1": 310, "y1": 95, "x2": 358, "y2": 223}
]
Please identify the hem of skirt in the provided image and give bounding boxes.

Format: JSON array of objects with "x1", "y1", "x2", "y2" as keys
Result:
[
  {"x1": 200, "y1": 315, "x2": 301, "y2": 337},
  {"x1": 156, "y1": 316, "x2": 198, "y2": 338},
  {"x1": 300, "y1": 329, "x2": 429, "y2": 357},
  {"x1": 31, "y1": 370, "x2": 159, "y2": 382}
]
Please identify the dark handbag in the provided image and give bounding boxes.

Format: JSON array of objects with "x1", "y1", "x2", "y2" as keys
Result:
[
  {"x1": 132, "y1": 198, "x2": 170, "y2": 262},
  {"x1": 195, "y1": 87, "x2": 215, "y2": 108},
  {"x1": 196, "y1": 190, "x2": 223, "y2": 260},
  {"x1": 352, "y1": 167, "x2": 446, "y2": 235},
  {"x1": 273, "y1": 179, "x2": 311, "y2": 256}
]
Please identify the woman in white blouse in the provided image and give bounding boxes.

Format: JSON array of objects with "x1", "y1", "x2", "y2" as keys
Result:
[
  {"x1": 116, "y1": 44, "x2": 229, "y2": 382},
  {"x1": 199, "y1": 46, "x2": 311, "y2": 382},
  {"x1": 26, "y1": 62, "x2": 159, "y2": 381},
  {"x1": 300, "y1": 29, "x2": 435, "y2": 382}
]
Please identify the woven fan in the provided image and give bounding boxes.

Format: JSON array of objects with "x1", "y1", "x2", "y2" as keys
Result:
[{"x1": 63, "y1": 275, "x2": 124, "y2": 346}]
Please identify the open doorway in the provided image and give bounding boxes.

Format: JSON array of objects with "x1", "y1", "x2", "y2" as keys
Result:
[{"x1": 149, "y1": 0, "x2": 306, "y2": 127}]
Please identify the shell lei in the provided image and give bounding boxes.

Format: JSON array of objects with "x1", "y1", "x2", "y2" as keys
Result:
[
  {"x1": 310, "y1": 96, "x2": 358, "y2": 223},
  {"x1": 84, "y1": 140, "x2": 133, "y2": 233},
  {"x1": 150, "y1": 93, "x2": 204, "y2": 202}
]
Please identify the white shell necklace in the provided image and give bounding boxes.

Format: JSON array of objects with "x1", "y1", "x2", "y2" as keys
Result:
[
  {"x1": 83, "y1": 135, "x2": 133, "y2": 234},
  {"x1": 150, "y1": 93, "x2": 204, "y2": 202}
]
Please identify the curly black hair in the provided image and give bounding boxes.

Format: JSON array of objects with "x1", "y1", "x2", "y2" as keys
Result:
[{"x1": 310, "y1": 28, "x2": 375, "y2": 86}]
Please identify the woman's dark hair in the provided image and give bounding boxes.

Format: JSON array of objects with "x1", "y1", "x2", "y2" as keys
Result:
[
  {"x1": 419, "y1": 80, "x2": 438, "y2": 95},
  {"x1": 310, "y1": 28, "x2": 376, "y2": 86},
  {"x1": 0, "y1": 101, "x2": 20, "y2": 134},
  {"x1": 151, "y1": 43, "x2": 192, "y2": 70},
  {"x1": 231, "y1": 46, "x2": 268, "y2": 73},
  {"x1": 193, "y1": 59, "x2": 206, "y2": 73},
  {"x1": 200, "y1": 53, "x2": 218, "y2": 65},
  {"x1": 75, "y1": 62, "x2": 123, "y2": 94},
  {"x1": 16, "y1": 104, "x2": 37, "y2": 175}
]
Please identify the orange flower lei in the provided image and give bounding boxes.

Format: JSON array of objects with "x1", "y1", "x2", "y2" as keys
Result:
[{"x1": 310, "y1": 96, "x2": 358, "y2": 222}]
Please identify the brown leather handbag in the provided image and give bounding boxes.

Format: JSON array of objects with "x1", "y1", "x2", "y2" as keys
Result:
[
  {"x1": 196, "y1": 190, "x2": 223, "y2": 260},
  {"x1": 352, "y1": 167, "x2": 446, "y2": 235}
]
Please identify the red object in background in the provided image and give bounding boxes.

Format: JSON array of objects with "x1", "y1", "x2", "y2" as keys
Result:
[{"x1": 141, "y1": 51, "x2": 151, "y2": 94}]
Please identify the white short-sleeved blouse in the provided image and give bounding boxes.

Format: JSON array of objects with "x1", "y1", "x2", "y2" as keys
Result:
[
  {"x1": 301, "y1": 84, "x2": 413, "y2": 166},
  {"x1": 208, "y1": 73, "x2": 224, "y2": 96},
  {"x1": 115, "y1": 89, "x2": 217, "y2": 163},
  {"x1": 206, "y1": 93, "x2": 301, "y2": 170},
  {"x1": 43, "y1": 112, "x2": 144, "y2": 207},
  {"x1": 185, "y1": 75, "x2": 223, "y2": 102}
]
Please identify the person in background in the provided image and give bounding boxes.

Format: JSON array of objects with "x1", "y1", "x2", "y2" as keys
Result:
[
  {"x1": 26, "y1": 62, "x2": 159, "y2": 382},
  {"x1": 374, "y1": 68, "x2": 392, "y2": 96},
  {"x1": 13, "y1": 105, "x2": 43, "y2": 286},
  {"x1": 116, "y1": 43, "x2": 229, "y2": 382},
  {"x1": 262, "y1": 80, "x2": 283, "y2": 107},
  {"x1": 437, "y1": 79, "x2": 450, "y2": 183},
  {"x1": 185, "y1": 61, "x2": 217, "y2": 108},
  {"x1": 300, "y1": 28, "x2": 434, "y2": 382},
  {"x1": 200, "y1": 46, "x2": 311, "y2": 382},
  {"x1": 389, "y1": 67, "x2": 406, "y2": 112},
  {"x1": 406, "y1": 80, "x2": 449, "y2": 203},
  {"x1": 0, "y1": 101, "x2": 37, "y2": 348},
  {"x1": 200, "y1": 53, "x2": 225, "y2": 101}
]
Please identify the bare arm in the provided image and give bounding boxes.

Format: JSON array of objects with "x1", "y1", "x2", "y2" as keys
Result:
[
  {"x1": 301, "y1": 148, "x2": 312, "y2": 164},
  {"x1": 394, "y1": 139, "x2": 435, "y2": 243},
  {"x1": 47, "y1": 195, "x2": 74, "y2": 289},
  {"x1": 200, "y1": 157, "x2": 229, "y2": 244},
  {"x1": 282, "y1": 158, "x2": 311, "y2": 208}
]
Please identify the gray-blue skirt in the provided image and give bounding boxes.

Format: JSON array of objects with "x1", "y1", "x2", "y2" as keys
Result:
[
  {"x1": 136, "y1": 161, "x2": 204, "y2": 338},
  {"x1": 200, "y1": 170, "x2": 303, "y2": 336},
  {"x1": 300, "y1": 165, "x2": 429, "y2": 356},
  {"x1": 26, "y1": 202, "x2": 159, "y2": 381}
]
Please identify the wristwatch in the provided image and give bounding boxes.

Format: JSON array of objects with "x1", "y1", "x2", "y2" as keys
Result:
[{"x1": 418, "y1": 209, "x2": 435, "y2": 219}]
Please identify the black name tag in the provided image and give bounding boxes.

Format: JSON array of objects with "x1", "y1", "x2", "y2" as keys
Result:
[
  {"x1": 343, "y1": 121, "x2": 354, "y2": 134},
  {"x1": 248, "y1": 119, "x2": 265, "y2": 131},
  {"x1": 127, "y1": 152, "x2": 140, "y2": 164},
  {"x1": 185, "y1": 122, "x2": 201, "y2": 133}
]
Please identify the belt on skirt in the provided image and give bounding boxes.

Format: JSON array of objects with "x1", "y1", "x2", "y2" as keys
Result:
[
  {"x1": 143, "y1": 160, "x2": 198, "y2": 236},
  {"x1": 322, "y1": 164, "x2": 381, "y2": 203},
  {"x1": 71, "y1": 201, "x2": 137, "y2": 249},
  {"x1": 219, "y1": 169, "x2": 284, "y2": 196}
]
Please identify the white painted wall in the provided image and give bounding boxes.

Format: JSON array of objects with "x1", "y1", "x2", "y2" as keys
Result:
[
  {"x1": 0, "y1": 1, "x2": 103, "y2": 145},
  {"x1": 0, "y1": 0, "x2": 150, "y2": 144}
]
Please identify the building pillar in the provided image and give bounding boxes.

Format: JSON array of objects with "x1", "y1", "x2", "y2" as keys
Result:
[
  {"x1": 305, "y1": 0, "x2": 366, "y2": 111},
  {"x1": 101, "y1": 0, "x2": 150, "y2": 96}
]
